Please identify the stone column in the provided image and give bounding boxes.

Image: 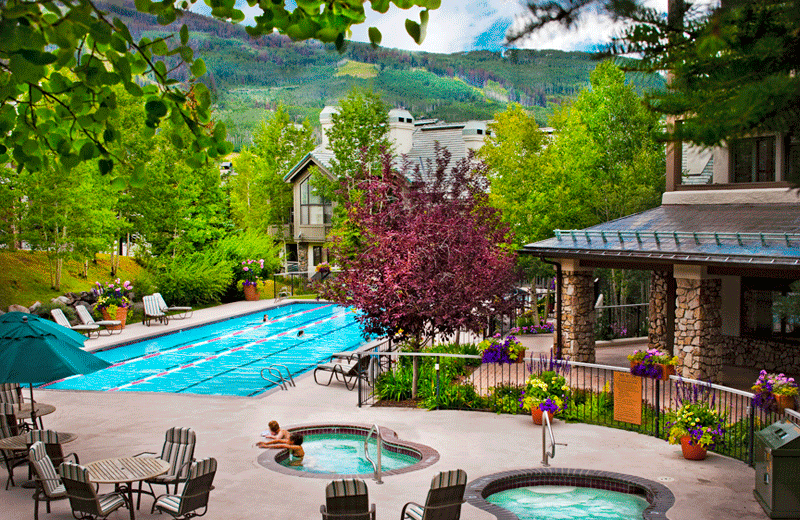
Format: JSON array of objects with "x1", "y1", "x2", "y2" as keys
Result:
[
  {"x1": 675, "y1": 274, "x2": 722, "y2": 381},
  {"x1": 298, "y1": 244, "x2": 308, "y2": 273},
  {"x1": 649, "y1": 270, "x2": 674, "y2": 353},
  {"x1": 562, "y1": 268, "x2": 596, "y2": 362}
]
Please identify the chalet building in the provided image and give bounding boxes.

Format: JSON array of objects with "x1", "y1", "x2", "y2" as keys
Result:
[
  {"x1": 279, "y1": 107, "x2": 493, "y2": 274},
  {"x1": 522, "y1": 133, "x2": 800, "y2": 381}
]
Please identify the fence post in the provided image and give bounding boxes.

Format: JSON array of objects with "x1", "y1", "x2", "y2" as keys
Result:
[
  {"x1": 357, "y1": 353, "x2": 362, "y2": 408},
  {"x1": 435, "y1": 356, "x2": 441, "y2": 410},
  {"x1": 748, "y1": 401, "x2": 755, "y2": 466},
  {"x1": 654, "y1": 379, "x2": 661, "y2": 437}
]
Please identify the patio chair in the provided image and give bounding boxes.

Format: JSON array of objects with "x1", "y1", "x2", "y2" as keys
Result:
[
  {"x1": 60, "y1": 461, "x2": 129, "y2": 520},
  {"x1": 151, "y1": 457, "x2": 217, "y2": 520},
  {"x1": 1, "y1": 403, "x2": 28, "y2": 489},
  {"x1": 0, "y1": 383, "x2": 24, "y2": 405},
  {"x1": 50, "y1": 308, "x2": 100, "y2": 338},
  {"x1": 28, "y1": 441, "x2": 68, "y2": 520},
  {"x1": 135, "y1": 426, "x2": 196, "y2": 508},
  {"x1": 154, "y1": 293, "x2": 193, "y2": 320},
  {"x1": 143, "y1": 294, "x2": 169, "y2": 326},
  {"x1": 320, "y1": 478, "x2": 376, "y2": 520},
  {"x1": 75, "y1": 305, "x2": 121, "y2": 336},
  {"x1": 313, "y1": 352, "x2": 374, "y2": 391},
  {"x1": 400, "y1": 469, "x2": 467, "y2": 520},
  {"x1": 24, "y1": 429, "x2": 80, "y2": 471}
]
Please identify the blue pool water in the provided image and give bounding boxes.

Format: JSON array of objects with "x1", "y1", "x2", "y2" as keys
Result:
[
  {"x1": 42, "y1": 303, "x2": 368, "y2": 397},
  {"x1": 487, "y1": 486, "x2": 649, "y2": 520},
  {"x1": 280, "y1": 433, "x2": 419, "y2": 474}
]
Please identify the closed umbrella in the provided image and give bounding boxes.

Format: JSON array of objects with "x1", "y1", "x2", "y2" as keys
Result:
[{"x1": 0, "y1": 311, "x2": 111, "y2": 424}]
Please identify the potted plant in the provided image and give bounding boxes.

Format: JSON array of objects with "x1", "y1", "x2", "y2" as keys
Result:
[
  {"x1": 752, "y1": 370, "x2": 798, "y2": 413},
  {"x1": 234, "y1": 259, "x2": 267, "y2": 301},
  {"x1": 668, "y1": 382, "x2": 726, "y2": 460},
  {"x1": 479, "y1": 334, "x2": 526, "y2": 364},
  {"x1": 92, "y1": 279, "x2": 133, "y2": 329},
  {"x1": 520, "y1": 370, "x2": 569, "y2": 425},
  {"x1": 628, "y1": 348, "x2": 679, "y2": 380}
]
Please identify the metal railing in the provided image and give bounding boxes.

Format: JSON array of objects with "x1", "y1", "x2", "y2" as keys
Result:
[
  {"x1": 260, "y1": 364, "x2": 296, "y2": 391},
  {"x1": 541, "y1": 410, "x2": 567, "y2": 466},
  {"x1": 358, "y1": 351, "x2": 791, "y2": 467},
  {"x1": 364, "y1": 424, "x2": 383, "y2": 484}
]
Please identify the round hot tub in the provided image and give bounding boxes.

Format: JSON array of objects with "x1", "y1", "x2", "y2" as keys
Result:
[
  {"x1": 465, "y1": 468, "x2": 675, "y2": 520},
  {"x1": 257, "y1": 423, "x2": 439, "y2": 479}
]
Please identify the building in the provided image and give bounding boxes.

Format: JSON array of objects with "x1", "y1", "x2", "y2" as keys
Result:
[
  {"x1": 521, "y1": 132, "x2": 800, "y2": 381},
  {"x1": 280, "y1": 107, "x2": 493, "y2": 274}
]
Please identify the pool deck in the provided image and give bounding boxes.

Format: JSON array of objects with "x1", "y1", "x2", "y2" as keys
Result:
[{"x1": 5, "y1": 300, "x2": 769, "y2": 520}]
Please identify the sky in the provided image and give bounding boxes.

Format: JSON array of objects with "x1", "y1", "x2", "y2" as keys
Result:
[{"x1": 201, "y1": 0, "x2": 670, "y2": 54}]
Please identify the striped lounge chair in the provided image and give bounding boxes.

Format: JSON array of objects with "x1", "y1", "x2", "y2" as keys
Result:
[
  {"x1": 154, "y1": 293, "x2": 193, "y2": 320},
  {"x1": 321, "y1": 478, "x2": 376, "y2": 520},
  {"x1": 400, "y1": 469, "x2": 467, "y2": 520},
  {"x1": 60, "y1": 461, "x2": 128, "y2": 520},
  {"x1": 50, "y1": 308, "x2": 99, "y2": 338},
  {"x1": 75, "y1": 305, "x2": 121, "y2": 335},
  {"x1": 151, "y1": 457, "x2": 217, "y2": 520},
  {"x1": 136, "y1": 427, "x2": 196, "y2": 508},
  {"x1": 143, "y1": 294, "x2": 168, "y2": 326},
  {"x1": 28, "y1": 441, "x2": 68, "y2": 520}
]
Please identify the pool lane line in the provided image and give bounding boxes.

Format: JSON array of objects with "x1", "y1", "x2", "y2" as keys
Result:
[{"x1": 102, "y1": 310, "x2": 357, "y2": 392}]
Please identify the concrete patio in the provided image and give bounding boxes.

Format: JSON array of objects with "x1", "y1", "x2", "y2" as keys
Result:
[{"x1": 2, "y1": 300, "x2": 769, "y2": 520}]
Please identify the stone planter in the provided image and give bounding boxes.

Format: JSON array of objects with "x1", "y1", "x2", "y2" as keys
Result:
[
  {"x1": 243, "y1": 284, "x2": 259, "y2": 301},
  {"x1": 101, "y1": 307, "x2": 127, "y2": 330},
  {"x1": 680, "y1": 436, "x2": 707, "y2": 460},
  {"x1": 531, "y1": 407, "x2": 553, "y2": 425},
  {"x1": 775, "y1": 394, "x2": 795, "y2": 413}
]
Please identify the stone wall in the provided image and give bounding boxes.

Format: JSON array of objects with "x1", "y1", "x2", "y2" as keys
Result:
[
  {"x1": 562, "y1": 271, "x2": 596, "y2": 362},
  {"x1": 298, "y1": 244, "x2": 308, "y2": 273},
  {"x1": 675, "y1": 278, "x2": 722, "y2": 380},
  {"x1": 648, "y1": 270, "x2": 670, "y2": 352},
  {"x1": 721, "y1": 335, "x2": 800, "y2": 374}
]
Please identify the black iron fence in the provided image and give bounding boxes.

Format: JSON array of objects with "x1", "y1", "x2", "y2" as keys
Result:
[
  {"x1": 595, "y1": 303, "x2": 649, "y2": 340},
  {"x1": 355, "y1": 351, "x2": 788, "y2": 467}
]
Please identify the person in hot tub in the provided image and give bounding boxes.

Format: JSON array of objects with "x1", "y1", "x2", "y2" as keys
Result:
[
  {"x1": 257, "y1": 432, "x2": 304, "y2": 465},
  {"x1": 260, "y1": 420, "x2": 290, "y2": 443}
]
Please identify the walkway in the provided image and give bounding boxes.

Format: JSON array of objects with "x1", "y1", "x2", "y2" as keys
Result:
[{"x1": 3, "y1": 300, "x2": 769, "y2": 520}]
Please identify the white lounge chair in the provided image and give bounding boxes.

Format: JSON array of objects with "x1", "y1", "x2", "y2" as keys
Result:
[
  {"x1": 75, "y1": 305, "x2": 121, "y2": 335},
  {"x1": 143, "y1": 295, "x2": 168, "y2": 326},
  {"x1": 153, "y1": 293, "x2": 193, "y2": 320},
  {"x1": 50, "y1": 309, "x2": 99, "y2": 338}
]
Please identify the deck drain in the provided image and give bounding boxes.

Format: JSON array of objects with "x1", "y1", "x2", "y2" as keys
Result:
[{"x1": 657, "y1": 477, "x2": 675, "y2": 482}]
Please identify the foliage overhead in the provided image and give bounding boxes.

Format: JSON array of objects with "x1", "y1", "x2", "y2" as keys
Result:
[{"x1": 510, "y1": 0, "x2": 800, "y2": 145}]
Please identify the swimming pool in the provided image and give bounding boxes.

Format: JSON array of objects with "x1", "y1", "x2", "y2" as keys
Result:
[{"x1": 42, "y1": 303, "x2": 369, "y2": 397}]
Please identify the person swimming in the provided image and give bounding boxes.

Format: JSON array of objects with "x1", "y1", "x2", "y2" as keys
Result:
[
  {"x1": 257, "y1": 432, "x2": 304, "y2": 466},
  {"x1": 297, "y1": 330, "x2": 304, "y2": 337},
  {"x1": 263, "y1": 315, "x2": 269, "y2": 323},
  {"x1": 260, "y1": 420, "x2": 289, "y2": 442}
]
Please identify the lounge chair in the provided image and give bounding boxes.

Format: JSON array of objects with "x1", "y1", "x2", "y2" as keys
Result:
[
  {"x1": 28, "y1": 441, "x2": 69, "y2": 520},
  {"x1": 1, "y1": 403, "x2": 28, "y2": 489},
  {"x1": 50, "y1": 308, "x2": 100, "y2": 338},
  {"x1": 400, "y1": 469, "x2": 467, "y2": 520},
  {"x1": 154, "y1": 293, "x2": 193, "y2": 320},
  {"x1": 135, "y1": 427, "x2": 196, "y2": 508},
  {"x1": 151, "y1": 457, "x2": 217, "y2": 520},
  {"x1": 60, "y1": 461, "x2": 129, "y2": 520},
  {"x1": 143, "y1": 294, "x2": 169, "y2": 326},
  {"x1": 313, "y1": 352, "x2": 374, "y2": 391},
  {"x1": 321, "y1": 478, "x2": 376, "y2": 520},
  {"x1": 75, "y1": 305, "x2": 121, "y2": 335}
]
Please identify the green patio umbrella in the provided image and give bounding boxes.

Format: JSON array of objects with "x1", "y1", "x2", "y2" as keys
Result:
[{"x1": 0, "y1": 311, "x2": 111, "y2": 423}]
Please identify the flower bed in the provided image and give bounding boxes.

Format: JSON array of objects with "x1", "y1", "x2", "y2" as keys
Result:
[
  {"x1": 480, "y1": 334, "x2": 525, "y2": 364},
  {"x1": 509, "y1": 323, "x2": 554, "y2": 335}
]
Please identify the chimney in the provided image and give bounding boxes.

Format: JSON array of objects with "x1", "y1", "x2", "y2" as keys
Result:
[
  {"x1": 319, "y1": 106, "x2": 339, "y2": 150},
  {"x1": 462, "y1": 121, "x2": 489, "y2": 153},
  {"x1": 388, "y1": 108, "x2": 414, "y2": 155}
]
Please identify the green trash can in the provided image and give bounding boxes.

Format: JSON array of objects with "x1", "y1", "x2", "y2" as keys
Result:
[{"x1": 754, "y1": 420, "x2": 800, "y2": 519}]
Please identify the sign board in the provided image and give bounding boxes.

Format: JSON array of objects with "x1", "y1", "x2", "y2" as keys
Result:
[{"x1": 613, "y1": 372, "x2": 643, "y2": 425}]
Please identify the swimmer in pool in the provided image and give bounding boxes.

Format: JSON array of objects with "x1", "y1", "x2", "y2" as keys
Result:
[
  {"x1": 258, "y1": 433, "x2": 304, "y2": 466},
  {"x1": 297, "y1": 330, "x2": 304, "y2": 337},
  {"x1": 260, "y1": 420, "x2": 290, "y2": 443},
  {"x1": 263, "y1": 315, "x2": 269, "y2": 323}
]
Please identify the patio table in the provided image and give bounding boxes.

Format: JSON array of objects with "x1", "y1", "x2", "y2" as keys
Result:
[
  {"x1": 86, "y1": 456, "x2": 169, "y2": 520},
  {"x1": 15, "y1": 402, "x2": 56, "y2": 429},
  {"x1": 0, "y1": 431, "x2": 76, "y2": 451}
]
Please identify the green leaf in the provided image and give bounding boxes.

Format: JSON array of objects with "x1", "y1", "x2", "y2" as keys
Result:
[
  {"x1": 190, "y1": 58, "x2": 206, "y2": 77},
  {"x1": 110, "y1": 176, "x2": 127, "y2": 189},
  {"x1": 79, "y1": 142, "x2": 97, "y2": 160},
  {"x1": 99, "y1": 158, "x2": 114, "y2": 175},
  {"x1": 368, "y1": 27, "x2": 382, "y2": 47},
  {"x1": 405, "y1": 20, "x2": 421, "y2": 44},
  {"x1": 130, "y1": 164, "x2": 146, "y2": 188},
  {"x1": 17, "y1": 49, "x2": 58, "y2": 65},
  {"x1": 145, "y1": 99, "x2": 168, "y2": 119},
  {"x1": 180, "y1": 24, "x2": 189, "y2": 45},
  {"x1": 372, "y1": 0, "x2": 390, "y2": 13}
]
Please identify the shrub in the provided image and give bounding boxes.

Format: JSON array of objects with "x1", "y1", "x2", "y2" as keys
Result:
[
  {"x1": 33, "y1": 302, "x2": 75, "y2": 323},
  {"x1": 151, "y1": 252, "x2": 233, "y2": 305}
]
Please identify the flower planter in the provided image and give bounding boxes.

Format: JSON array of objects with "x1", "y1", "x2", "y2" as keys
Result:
[
  {"x1": 101, "y1": 307, "x2": 127, "y2": 330},
  {"x1": 531, "y1": 408, "x2": 553, "y2": 425},
  {"x1": 775, "y1": 394, "x2": 795, "y2": 413},
  {"x1": 630, "y1": 361, "x2": 675, "y2": 381},
  {"x1": 243, "y1": 284, "x2": 260, "y2": 301},
  {"x1": 514, "y1": 348, "x2": 527, "y2": 364},
  {"x1": 680, "y1": 436, "x2": 707, "y2": 460}
]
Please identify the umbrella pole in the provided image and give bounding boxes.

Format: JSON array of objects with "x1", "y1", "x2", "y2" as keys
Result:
[{"x1": 28, "y1": 383, "x2": 38, "y2": 428}]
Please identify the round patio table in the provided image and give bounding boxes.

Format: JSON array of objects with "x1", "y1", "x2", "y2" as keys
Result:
[
  {"x1": 14, "y1": 402, "x2": 56, "y2": 429},
  {"x1": 86, "y1": 457, "x2": 169, "y2": 520},
  {"x1": 0, "y1": 431, "x2": 76, "y2": 451}
]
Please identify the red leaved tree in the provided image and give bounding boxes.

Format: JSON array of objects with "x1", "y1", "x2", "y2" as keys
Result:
[{"x1": 320, "y1": 145, "x2": 519, "y2": 396}]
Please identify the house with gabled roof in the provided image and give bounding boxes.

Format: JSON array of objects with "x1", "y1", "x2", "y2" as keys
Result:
[
  {"x1": 521, "y1": 131, "x2": 800, "y2": 382},
  {"x1": 280, "y1": 107, "x2": 493, "y2": 274}
]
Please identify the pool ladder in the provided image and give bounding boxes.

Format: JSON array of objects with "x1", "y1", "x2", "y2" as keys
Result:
[
  {"x1": 541, "y1": 411, "x2": 567, "y2": 466},
  {"x1": 260, "y1": 365, "x2": 296, "y2": 391},
  {"x1": 364, "y1": 424, "x2": 383, "y2": 484}
]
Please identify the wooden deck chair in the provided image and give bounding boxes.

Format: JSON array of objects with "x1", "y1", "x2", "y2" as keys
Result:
[
  {"x1": 321, "y1": 478, "x2": 376, "y2": 520},
  {"x1": 151, "y1": 457, "x2": 217, "y2": 520},
  {"x1": 135, "y1": 427, "x2": 196, "y2": 508},
  {"x1": 400, "y1": 470, "x2": 467, "y2": 520},
  {"x1": 142, "y1": 294, "x2": 169, "y2": 326},
  {"x1": 28, "y1": 441, "x2": 68, "y2": 520},
  {"x1": 60, "y1": 461, "x2": 129, "y2": 520},
  {"x1": 50, "y1": 308, "x2": 100, "y2": 338},
  {"x1": 75, "y1": 305, "x2": 121, "y2": 335},
  {"x1": 313, "y1": 352, "x2": 374, "y2": 391},
  {"x1": 25, "y1": 429, "x2": 80, "y2": 472},
  {"x1": 154, "y1": 293, "x2": 193, "y2": 320},
  {"x1": 1, "y1": 403, "x2": 28, "y2": 489}
]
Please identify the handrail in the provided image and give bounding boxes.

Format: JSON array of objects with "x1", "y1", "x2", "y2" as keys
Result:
[
  {"x1": 363, "y1": 424, "x2": 383, "y2": 484},
  {"x1": 270, "y1": 364, "x2": 296, "y2": 388},
  {"x1": 541, "y1": 411, "x2": 567, "y2": 467},
  {"x1": 260, "y1": 367, "x2": 287, "y2": 390}
]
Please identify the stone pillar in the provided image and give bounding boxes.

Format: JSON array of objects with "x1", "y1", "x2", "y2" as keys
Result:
[
  {"x1": 562, "y1": 267, "x2": 596, "y2": 362},
  {"x1": 298, "y1": 244, "x2": 308, "y2": 273},
  {"x1": 675, "y1": 274, "x2": 722, "y2": 381},
  {"x1": 649, "y1": 270, "x2": 674, "y2": 353}
]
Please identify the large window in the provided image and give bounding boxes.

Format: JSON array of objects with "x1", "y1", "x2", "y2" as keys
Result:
[
  {"x1": 299, "y1": 178, "x2": 332, "y2": 225},
  {"x1": 787, "y1": 134, "x2": 800, "y2": 184},
  {"x1": 731, "y1": 136, "x2": 775, "y2": 183},
  {"x1": 742, "y1": 278, "x2": 800, "y2": 339}
]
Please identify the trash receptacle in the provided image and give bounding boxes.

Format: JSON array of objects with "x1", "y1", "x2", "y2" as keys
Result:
[{"x1": 754, "y1": 420, "x2": 800, "y2": 519}]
